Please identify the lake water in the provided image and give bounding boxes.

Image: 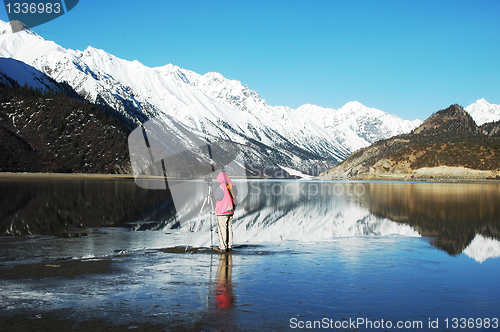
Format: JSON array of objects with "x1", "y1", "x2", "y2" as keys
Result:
[{"x1": 1, "y1": 178, "x2": 500, "y2": 331}]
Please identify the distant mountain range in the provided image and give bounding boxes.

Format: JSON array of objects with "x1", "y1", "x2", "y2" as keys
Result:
[
  {"x1": 294, "y1": 102, "x2": 422, "y2": 152},
  {"x1": 1, "y1": 19, "x2": 499, "y2": 176},
  {"x1": 320, "y1": 104, "x2": 500, "y2": 181}
]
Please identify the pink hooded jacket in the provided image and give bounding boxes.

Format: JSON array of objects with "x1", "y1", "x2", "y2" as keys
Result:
[{"x1": 215, "y1": 172, "x2": 237, "y2": 215}]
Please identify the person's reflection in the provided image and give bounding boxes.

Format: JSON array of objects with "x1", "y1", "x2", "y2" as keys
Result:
[
  {"x1": 215, "y1": 252, "x2": 234, "y2": 311},
  {"x1": 212, "y1": 252, "x2": 235, "y2": 331}
]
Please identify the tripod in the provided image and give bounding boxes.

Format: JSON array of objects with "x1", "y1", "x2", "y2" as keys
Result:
[{"x1": 186, "y1": 179, "x2": 216, "y2": 251}]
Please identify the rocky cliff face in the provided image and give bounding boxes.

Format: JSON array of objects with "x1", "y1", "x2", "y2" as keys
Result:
[{"x1": 480, "y1": 120, "x2": 500, "y2": 137}]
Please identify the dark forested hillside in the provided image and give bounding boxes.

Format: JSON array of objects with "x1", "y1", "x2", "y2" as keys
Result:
[{"x1": 0, "y1": 81, "x2": 132, "y2": 173}]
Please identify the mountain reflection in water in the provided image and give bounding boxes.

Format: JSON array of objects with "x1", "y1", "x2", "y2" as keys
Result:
[
  {"x1": 358, "y1": 182, "x2": 500, "y2": 255},
  {"x1": 0, "y1": 177, "x2": 174, "y2": 236},
  {"x1": 1, "y1": 177, "x2": 499, "y2": 260},
  {"x1": 182, "y1": 181, "x2": 500, "y2": 260}
]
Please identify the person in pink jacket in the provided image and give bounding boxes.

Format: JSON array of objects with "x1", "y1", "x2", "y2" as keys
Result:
[{"x1": 214, "y1": 171, "x2": 238, "y2": 252}]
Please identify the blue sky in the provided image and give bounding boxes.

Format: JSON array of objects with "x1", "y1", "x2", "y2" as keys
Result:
[{"x1": 1, "y1": 0, "x2": 499, "y2": 120}]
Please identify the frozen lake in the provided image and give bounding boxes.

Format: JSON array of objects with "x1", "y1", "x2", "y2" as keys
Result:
[{"x1": 1, "y1": 178, "x2": 499, "y2": 331}]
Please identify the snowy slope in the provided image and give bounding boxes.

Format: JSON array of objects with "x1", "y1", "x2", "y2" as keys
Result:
[
  {"x1": 0, "y1": 57, "x2": 59, "y2": 92},
  {"x1": 465, "y1": 98, "x2": 500, "y2": 126},
  {"x1": 0, "y1": 20, "x2": 350, "y2": 173},
  {"x1": 294, "y1": 102, "x2": 423, "y2": 152},
  {"x1": 1, "y1": 19, "x2": 429, "y2": 172}
]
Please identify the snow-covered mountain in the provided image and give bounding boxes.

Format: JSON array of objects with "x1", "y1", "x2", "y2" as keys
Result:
[
  {"x1": 465, "y1": 98, "x2": 500, "y2": 126},
  {"x1": 0, "y1": 57, "x2": 60, "y2": 92},
  {"x1": 0, "y1": 20, "x2": 352, "y2": 175},
  {"x1": 1, "y1": 19, "x2": 425, "y2": 174},
  {"x1": 295, "y1": 102, "x2": 422, "y2": 152},
  {"x1": 295, "y1": 99, "x2": 500, "y2": 154}
]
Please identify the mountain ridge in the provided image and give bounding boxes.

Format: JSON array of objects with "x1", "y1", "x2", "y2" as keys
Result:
[
  {"x1": 0, "y1": 19, "x2": 423, "y2": 176},
  {"x1": 294, "y1": 102, "x2": 422, "y2": 152},
  {"x1": 0, "y1": 20, "x2": 351, "y2": 174},
  {"x1": 1, "y1": 20, "x2": 499, "y2": 177},
  {"x1": 319, "y1": 104, "x2": 500, "y2": 181}
]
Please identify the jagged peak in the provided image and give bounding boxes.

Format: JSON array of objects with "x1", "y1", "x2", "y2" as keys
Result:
[
  {"x1": 201, "y1": 71, "x2": 250, "y2": 90},
  {"x1": 298, "y1": 103, "x2": 317, "y2": 108},
  {"x1": 465, "y1": 99, "x2": 500, "y2": 126},
  {"x1": 297, "y1": 102, "x2": 370, "y2": 114},
  {"x1": 154, "y1": 63, "x2": 199, "y2": 80},
  {"x1": 0, "y1": 19, "x2": 13, "y2": 34},
  {"x1": 338, "y1": 101, "x2": 388, "y2": 116},
  {"x1": 343, "y1": 100, "x2": 365, "y2": 109},
  {"x1": 156, "y1": 63, "x2": 181, "y2": 71},
  {"x1": 79, "y1": 46, "x2": 150, "y2": 71},
  {"x1": 0, "y1": 19, "x2": 39, "y2": 36},
  {"x1": 199, "y1": 71, "x2": 262, "y2": 102},
  {"x1": 477, "y1": 98, "x2": 489, "y2": 104},
  {"x1": 203, "y1": 71, "x2": 225, "y2": 80},
  {"x1": 82, "y1": 45, "x2": 113, "y2": 58},
  {"x1": 414, "y1": 104, "x2": 477, "y2": 135},
  {"x1": 432, "y1": 104, "x2": 469, "y2": 119},
  {"x1": 466, "y1": 98, "x2": 500, "y2": 112}
]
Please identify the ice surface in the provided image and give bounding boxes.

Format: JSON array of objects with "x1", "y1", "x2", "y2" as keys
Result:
[
  {"x1": 1, "y1": 235, "x2": 499, "y2": 330},
  {"x1": 1, "y1": 179, "x2": 499, "y2": 330}
]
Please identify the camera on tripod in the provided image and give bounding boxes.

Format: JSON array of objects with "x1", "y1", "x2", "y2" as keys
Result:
[
  {"x1": 204, "y1": 176, "x2": 213, "y2": 186},
  {"x1": 186, "y1": 175, "x2": 216, "y2": 249}
]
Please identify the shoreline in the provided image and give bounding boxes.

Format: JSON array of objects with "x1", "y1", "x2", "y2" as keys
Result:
[
  {"x1": 0, "y1": 172, "x2": 279, "y2": 181},
  {"x1": 319, "y1": 166, "x2": 500, "y2": 182},
  {"x1": 2, "y1": 169, "x2": 500, "y2": 182},
  {"x1": 0, "y1": 172, "x2": 136, "y2": 181}
]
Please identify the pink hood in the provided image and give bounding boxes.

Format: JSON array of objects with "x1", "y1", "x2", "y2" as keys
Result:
[
  {"x1": 217, "y1": 171, "x2": 231, "y2": 184},
  {"x1": 215, "y1": 171, "x2": 236, "y2": 215}
]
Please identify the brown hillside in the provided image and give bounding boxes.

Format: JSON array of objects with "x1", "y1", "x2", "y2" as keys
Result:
[
  {"x1": 320, "y1": 104, "x2": 500, "y2": 180},
  {"x1": 413, "y1": 104, "x2": 478, "y2": 136}
]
